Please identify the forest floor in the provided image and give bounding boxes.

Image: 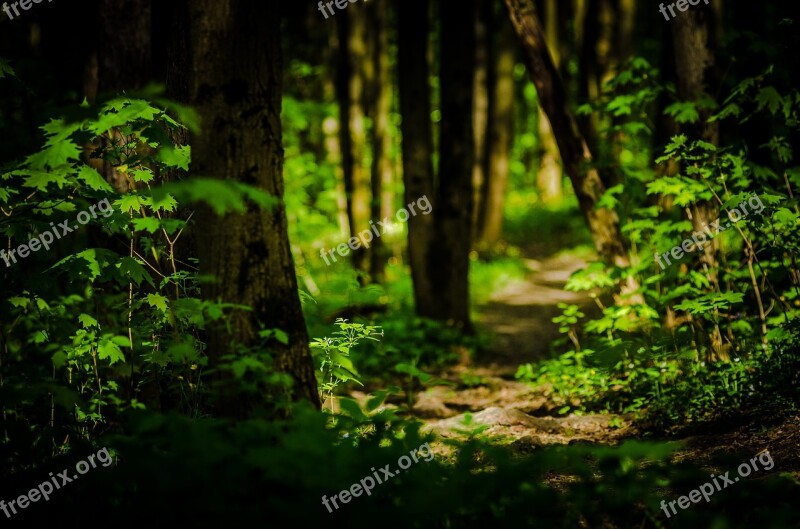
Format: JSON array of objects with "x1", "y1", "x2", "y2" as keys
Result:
[{"x1": 389, "y1": 251, "x2": 800, "y2": 476}]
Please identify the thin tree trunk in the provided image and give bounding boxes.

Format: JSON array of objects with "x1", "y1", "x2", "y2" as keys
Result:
[
  {"x1": 398, "y1": 0, "x2": 437, "y2": 316},
  {"x1": 616, "y1": 0, "x2": 636, "y2": 61},
  {"x1": 336, "y1": 8, "x2": 371, "y2": 278},
  {"x1": 471, "y1": 0, "x2": 490, "y2": 243},
  {"x1": 479, "y1": 5, "x2": 515, "y2": 248},
  {"x1": 577, "y1": 0, "x2": 600, "y2": 154},
  {"x1": 536, "y1": 0, "x2": 562, "y2": 204},
  {"x1": 170, "y1": 0, "x2": 320, "y2": 414},
  {"x1": 366, "y1": 1, "x2": 393, "y2": 282},
  {"x1": 322, "y1": 27, "x2": 350, "y2": 238}
]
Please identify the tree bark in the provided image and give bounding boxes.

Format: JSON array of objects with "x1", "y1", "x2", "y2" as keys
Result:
[
  {"x1": 478, "y1": 3, "x2": 515, "y2": 248},
  {"x1": 432, "y1": 0, "x2": 476, "y2": 329},
  {"x1": 170, "y1": 0, "x2": 320, "y2": 414},
  {"x1": 503, "y1": 0, "x2": 631, "y2": 269},
  {"x1": 534, "y1": 0, "x2": 563, "y2": 204},
  {"x1": 366, "y1": 1, "x2": 393, "y2": 283},
  {"x1": 672, "y1": 3, "x2": 725, "y2": 359},
  {"x1": 336, "y1": 7, "x2": 371, "y2": 278},
  {"x1": 672, "y1": 5, "x2": 720, "y2": 274},
  {"x1": 471, "y1": 0, "x2": 491, "y2": 243},
  {"x1": 398, "y1": 0, "x2": 437, "y2": 317}
]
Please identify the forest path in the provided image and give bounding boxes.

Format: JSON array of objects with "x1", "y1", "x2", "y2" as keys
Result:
[
  {"x1": 405, "y1": 252, "x2": 634, "y2": 446},
  {"x1": 402, "y1": 255, "x2": 800, "y2": 478},
  {"x1": 474, "y1": 252, "x2": 595, "y2": 374}
]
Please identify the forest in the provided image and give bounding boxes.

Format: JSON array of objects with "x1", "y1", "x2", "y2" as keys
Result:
[{"x1": 0, "y1": 0, "x2": 799, "y2": 526}]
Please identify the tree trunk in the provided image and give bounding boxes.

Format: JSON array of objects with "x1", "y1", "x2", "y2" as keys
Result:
[
  {"x1": 336, "y1": 7, "x2": 371, "y2": 278},
  {"x1": 536, "y1": 0, "x2": 563, "y2": 204},
  {"x1": 672, "y1": 5, "x2": 720, "y2": 274},
  {"x1": 366, "y1": 1, "x2": 393, "y2": 282},
  {"x1": 478, "y1": 3, "x2": 515, "y2": 248},
  {"x1": 398, "y1": 0, "x2": 437, "y2": 317},
  {"x1": 432, "y1": 0, "x2": 476, "y2": 329},
  {"x1": 85, "y1": 0, "x2": 153, "y2": 101},
  {"x1": 672, "y1": 2, "x2": 725, "y2": 359},
  {"x1": 503, "y1": 0, "x2": 631, "y2": 270},
  {"x1": 577, "y1": 0, "x2": 600, "y2": 153},
  {"x1": 616, "y1": 0, "x2": 636, "y2": 61},
  {"x1": 170, "y1": 0, "x2": 320, "y2": 414},
  {"x1": 471, "y1": 0, "x2": 490, "y2": 243}
]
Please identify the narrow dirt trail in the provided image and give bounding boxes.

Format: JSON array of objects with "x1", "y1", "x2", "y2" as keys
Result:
[
  {"x1": 476, "y1": 253, "x2": 595, "y2": 373},
  {"x1": 408, "y1": 253, "x2": 800, "y2": 475},
  {"x1": 411, "y1": 253, "x2": 635, "y2": 447}
]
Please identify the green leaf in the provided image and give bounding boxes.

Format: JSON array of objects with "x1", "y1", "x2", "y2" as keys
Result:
[
  {"x1": 0, "y1": 57, "x2": 15, "y2": 79},
  {"x1": 50, "y1": 249, "x2": 116, "y2": 282},
  {"x1": 235, "y1": 183, "x2": 280, "y2": 211},
  {"x1": 273, "y1": 329, "x2": 289, "y2": 345},
  {"x1": 98, "y1": 339, "x2": 125, "y2": 365},
  {"x1": 337, "y1": 397, "x2": 367, "y2": 419},
  {"x1": 132, "y1": 168, "x2": 154, "y2": 183},
  {"x1": 756, "y1": 86, "x2": 783, "y2": 115},
  {"x1": 78, "y1": 313, "x2": 99, "y2": 328},
  {"x1": 78, "y1": 165, "x2": 114, "y2": 192},
  {"x1": 25, "y1": 140, "x2": 81, "y2": 170},
  {"x1": 111, "y1": 335, "x2": 132, "y2": 348},
  {"x1": 156, "y1": 145, "x2": 191, "y2": 170},
  {"x1": 91, "y1": 99, "x2": 161, "y2": 134},
  {"x1": 148, "y1": 192, "x2": 178, "y2": 213},
  {"x1": 165, "y1": 341, "x2": 198, "y2": 364},
  {"x1": 117, "y1": 256, "x2": 155, "y2": 287},
  {"x1": 116, "y1": 194, "x2": 145, "y2": 213},
  {"x1": 664, "y1": 101, "x2": 700, "y2": 124},
  {"x1": 146, "y1": 293, "x2": 169, "y2": 313},
  {"x1": 607, "y1": 95, "x2": 637, "y2": 117},
  {"x1": 597, "y1": 184, "x2": 625, "y2": 210},
  {"x1": 132, "y1": 217, "x2": 161, "y2": 234},
  {"x1": 8, "y1": 297, "x2": 30, "y2": 309},
  {"x1": 15, "y1": 169, "x2": 71, "y2": 191}
]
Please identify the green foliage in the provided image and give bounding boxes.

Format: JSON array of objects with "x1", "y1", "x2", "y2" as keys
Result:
[
  {"x1": 0, "y1": 88, "x2": 286, "y2": 468},
  {"x1": 518, "y1": 61, "x2": 800, "y2": 431},
  {"x1": 310, "y1": 318, "x2": 382, "y2": 407},
  {"x1": 13, "y1": 405, "x2": 799, "y2": 527}
]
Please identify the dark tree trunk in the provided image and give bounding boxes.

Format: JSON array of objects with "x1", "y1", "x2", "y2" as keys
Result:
[
  {"x1": 169, "y1": 0, "x2": 320, "y2": 414},
  {"x1": 96, "y1": 0, "x2": 153, "y2": 96},
  {"x1": 398, "y1": 0, "x2": 437, "y2": 317},
  {"x1": 366, "y1": 1, "x2": 393, "y2": 283},
  {"x1": 432, "y1": 0, "x2": 476, "y2": 329},
  {"x1": 672, "y1": 4, "x2": 720, "y2": 273},
  {"x1": 672, "y1": 2, "x2": 725, "y2": 359}
]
